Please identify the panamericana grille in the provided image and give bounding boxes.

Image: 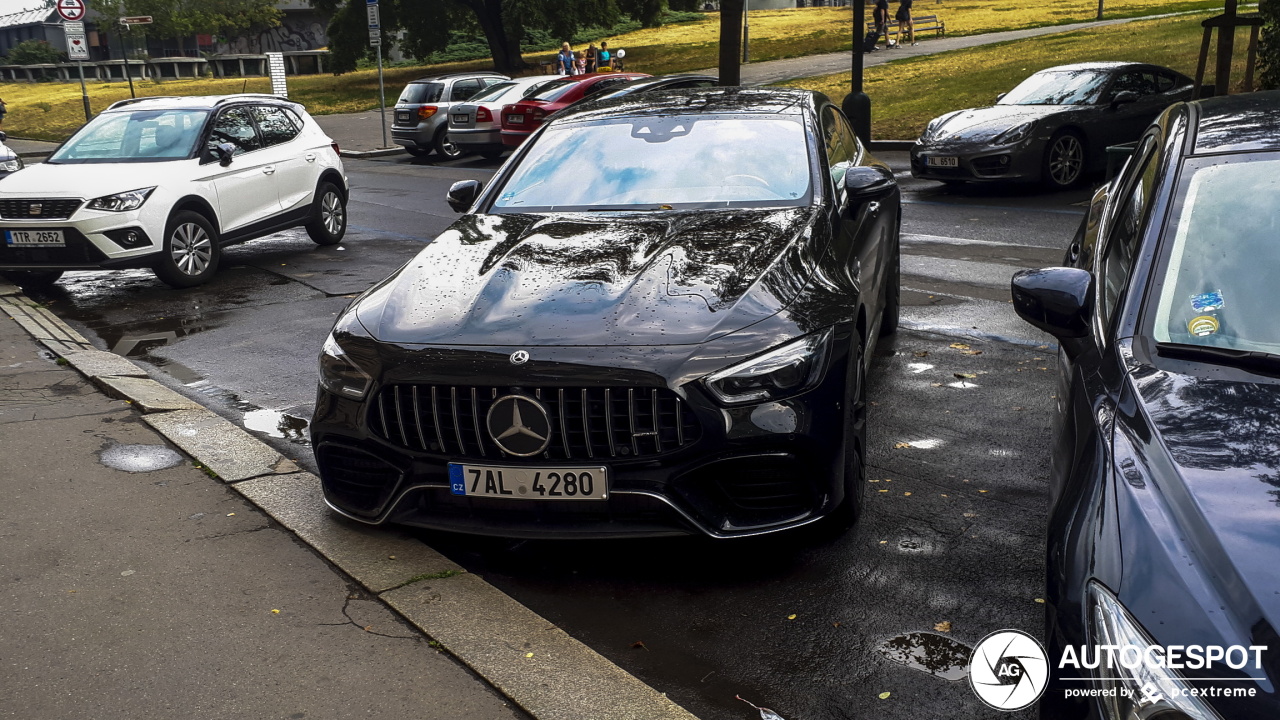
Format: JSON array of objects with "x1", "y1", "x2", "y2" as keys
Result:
[
  {"x1": 0, "y1": 198, "x2": 82, "y2": 220},
  {"x1": 370, "y1": 385, "x2": 701, "y2": 461}
]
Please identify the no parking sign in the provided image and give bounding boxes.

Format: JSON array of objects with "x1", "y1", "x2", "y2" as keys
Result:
[{"x1": 57, "y1": 0, "x2": 87, "y2": 22}]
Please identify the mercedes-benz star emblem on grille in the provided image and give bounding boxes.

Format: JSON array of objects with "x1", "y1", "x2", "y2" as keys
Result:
[
  {"x1": 28, "y1": 204, "x2": 42, "y2": 216},
  {"x1": 509, "y1": 350, "x2": 530, "y2": 365},
  {"x1": 486, "y1": 395, "x2": 552, "y2": 457}
]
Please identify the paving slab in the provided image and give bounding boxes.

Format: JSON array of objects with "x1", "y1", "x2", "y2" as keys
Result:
[
  {"x1": 384, "y1": 573, "x2": 700, "y2": 720},
  {"x1": 0, "y1": 294, "x2": 94, "y2": 354},
  {"x1": 144, "y1": 407, "x2": 301, "y2": 481},
  {"x1": 96, "y1": 375, "x2": 205, "y2": 411},
  {"x1": 61, "y1": 348, "x2": 151, "y2": 378},
  {"x1": 235, "y1": 471, "x2": 465, "y2": 593}
]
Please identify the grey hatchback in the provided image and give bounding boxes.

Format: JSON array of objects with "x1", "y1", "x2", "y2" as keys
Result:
[{"x1": 392, "y1": 72, "x2": 508, "y2": 159}]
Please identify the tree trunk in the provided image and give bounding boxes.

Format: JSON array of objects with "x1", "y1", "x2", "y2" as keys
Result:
[
  {"x1": 719, "y1": 0, "x2": 744, "y2": 85},
  {"x1": 464, "y1": 0, "x2": 527, "y2": 74}
]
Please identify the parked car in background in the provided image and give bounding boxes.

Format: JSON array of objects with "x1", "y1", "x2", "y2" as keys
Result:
[
  {"x1": 311, "y1": 88, "x2": 902, "y2": 539},
  {"x1": 584, "y1": 74, "x2": 719, "y2": 104},
  {"x1": 392, "y1": 72, "x2": 508, "y2": 159},
  {"x1": 912, "y1": 62, "x2": 1194, "y2": 189},
  {"x1": 1012, "y1": 90, "x2": 1280, "y2": 719},
  {"x1": 447, "y1": 76, "x2": 562, "y2": 160},
  {"x1": 0, "y1": 95, "x2": 348, "y2": 290},
  {"x1": 499, "y1": 72, "x2": 649, "y2": 148},
  {"x1": 0, "y1": 132, "x2": 23, "y2": 178}
]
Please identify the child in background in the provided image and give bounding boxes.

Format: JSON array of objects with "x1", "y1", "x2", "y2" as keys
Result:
[{"x1": 574, "y1": 51, "x2": 586, "y2": 75}]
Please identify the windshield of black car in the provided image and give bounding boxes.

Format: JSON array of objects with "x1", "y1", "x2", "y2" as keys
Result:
[
  {"x1": 1149, "y1": 152, "x2": 1280, "y2": 354},
  {"x1": 398, "y1": 82, "x2": 443, "y2": 104},
  {"x1": 998, "y1": 70, "x2": 1111, "y2": 105},
  {"x1": 48, "y1": 109, "x2": 207, "y2": 163},
  {"x1": 490, "y1": 114, "x2": 812, "y2": 212},
  {"x1": 526, "y1": 78, "x2": 580, "y2": 103}
]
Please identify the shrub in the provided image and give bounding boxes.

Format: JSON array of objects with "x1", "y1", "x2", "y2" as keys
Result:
[
  {"x1": 1261, "y1": 0, "x2": 1279, "y2": 90},
  {"x1": 6, "y1": 39, "x2": 64, "y2": 65}
]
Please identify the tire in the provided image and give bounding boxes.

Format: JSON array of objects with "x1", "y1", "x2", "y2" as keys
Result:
[
  {"x1": 828, "y1": 339, "x2": 868, "y2": 529},
  {"x1": 305, "y1": 182, "x2": 347, "y2": 246},
  {"x1": 879, "y1": 233, "x2": 901, "y2": 337},
  {"x1": 405, "y1": 146, "x2": 430, "y2": 157},
  {"x1": 153, "y1": 211, "x2": 219, "y2": 288},
  {"x1": 1, "y1": 270, "x2": 64, "y2": 290},
  {"x1": 1043, "y1": 130, "x2": 1086, "y2": 189},
  {"x1": 434, "y1": 127, "x2": 463, "y2": 160}
]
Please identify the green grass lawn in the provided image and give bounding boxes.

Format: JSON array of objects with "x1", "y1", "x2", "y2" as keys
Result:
[
  {"x1": 0, "y1": 1, "x2": 1239, "y2": 142},
  {"x1": 781, "y1": 12, "x2": 1256, "y2": 140}
]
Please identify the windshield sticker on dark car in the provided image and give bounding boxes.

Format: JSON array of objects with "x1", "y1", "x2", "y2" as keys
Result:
[
  {"x1": 1188, "y1": 315, "x2": 1220, "y2": 337},
  {"x1": 1190, "y1": 290, "x2": 1224, "y2": 313}
]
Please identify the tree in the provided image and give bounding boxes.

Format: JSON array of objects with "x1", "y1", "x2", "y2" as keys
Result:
[
  {"x1": 5, "y1": 39, "x2": 63, "y2": 65},
  {"x1": 1262, "y1": 0, "x2": 1280, "y2": 90},
  {"x1": 312, "y1": 0, "x2": 673, "y2": 75},
  {"x1": 88, "y1": 0, "x2": 282, "y2": 54},
  {"x1": 718, "y1": 0, "x2": 743, "y2": 85}
]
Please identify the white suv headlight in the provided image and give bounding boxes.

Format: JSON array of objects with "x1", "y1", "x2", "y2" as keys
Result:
[
  {"x1": 1088, "y1": 582, "x2": 1225, "y2": 720},
  {"x1": 703, "y1": 329, "x2": 832, "y2": 405},
  {"x1": 0, "y1": 157, "x2": 22, "y2": 173},
  {"x1": 87, "y1": 187, "x2": 156, "y2": 212}
]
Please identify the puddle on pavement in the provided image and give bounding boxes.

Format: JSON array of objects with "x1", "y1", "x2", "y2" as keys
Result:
[
  {"x1": 877, "y1": 631, "x2": 972, "y2": 681},
  {"x1": 243, "y1": 408, "x2": 310, "y2": 442},
  {"x1": 99, "y1": 444, "x2": 184, "y2": 473}
]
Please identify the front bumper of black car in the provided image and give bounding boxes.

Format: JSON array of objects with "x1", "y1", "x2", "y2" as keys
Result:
[
  {"x1": 310, "y1": 341, "x2": 854, "y2": 539},
  {"x1": 909, "y1": 139, "x2": 1045, "y2": 182}
]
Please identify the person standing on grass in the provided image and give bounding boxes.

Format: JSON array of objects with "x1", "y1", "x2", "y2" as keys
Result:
[
  {"x1": 586, "y1": 43, "x2": 599, "y2": 73},
  {"x1": 598, "y1": 41, "x2": 613, "y2": 71},
  {"x1": 0, "y1": 96, "x2": 6, "y2": 129},
  {"x1": 873, "y1": 0, "x2": 891, "y2": 49},
  {"x1": 574, "y1": 51, "x2": 587, "y2": 75},
  {"x1": 896, "y1": 0, "x2": 915, "y2": 46},
  {"x1": 556, "y1": 42, "x2": 574, "y2": 75}
]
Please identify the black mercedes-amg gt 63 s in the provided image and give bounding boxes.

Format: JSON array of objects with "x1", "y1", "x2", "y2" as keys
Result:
[{"x1": 311, "y1": 88, "x2": 901, "y2": 539}]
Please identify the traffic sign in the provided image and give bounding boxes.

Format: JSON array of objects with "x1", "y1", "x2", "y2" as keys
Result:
[
  {"x1": 367, "y1": 4, "x2": 379, "y2": 29},
  {"x1": 63, "y1": 21, "x2": 84, "y2": 33},
  {"x1": 66, "y1": 31, "x2": 89, "y2": 60},
  {"x1": 56, "y1": 0, "x2": 86, "y2": 22},
  {"x1": 119, "y1": 16, "x2": 154, "y2": 26}
]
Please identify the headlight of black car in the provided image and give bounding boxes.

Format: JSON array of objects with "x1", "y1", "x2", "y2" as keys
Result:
[
  {"x1": 994, "y1": 121, "x2": 1035, "y2": 145},
  {"x1": 1087, "y1": 582, "x2": 1224, "y2": 720},
  {"x1": 318, "y1": 319, "x2": 376, "y2": 400},
  {"x1": 703, "y1": 329, "x2": 832, "y2": 406}
]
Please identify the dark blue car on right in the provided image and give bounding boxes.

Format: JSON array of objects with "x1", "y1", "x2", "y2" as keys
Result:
[{"x1": 1012, "y1": 90, "x2": 1280, "y2": 719}]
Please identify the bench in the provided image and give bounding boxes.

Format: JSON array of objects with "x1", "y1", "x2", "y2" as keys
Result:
[{"x1": 867, "y1": 14, "x2": 946, "y2": 41}]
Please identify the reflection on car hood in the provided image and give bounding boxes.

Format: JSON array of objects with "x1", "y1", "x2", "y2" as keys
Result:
[
  {"x1": 1132, "y1": 366, "x2": 1280, "y2": 629},
  {"x1": 925, "y1": 104, "x2": 1074, "y2": 144},
  {"x1": 356, "y1": 207, "x2": 817, "y2": 346},
  {"x1": 0, "y1": 161, "x2": 158, "y2": 194}
]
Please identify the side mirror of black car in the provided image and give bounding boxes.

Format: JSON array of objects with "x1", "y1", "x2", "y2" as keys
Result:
[
  {"x1": 843, "y1": 166, "x2": 896, "y2": 201},
  {"x1": 1011, "y1": 267, "x2": 1095, "y2": 353},
  {"x1": 447, "y1": 180, "x2": 483, "y2": 213},
  {"x1": 1110, "y1": 90, "x2": 1139, "y2": 108}
]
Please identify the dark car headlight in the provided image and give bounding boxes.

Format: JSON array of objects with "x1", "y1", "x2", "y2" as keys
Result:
[
  {"x1": 319, "y1": 330, "x2": 375, "y2": 400},
  {"x1": 1087, "y1": 582, "x2": 1225, "y2": 720},
  {"x1": 87, "y1": 187, "x2": 155, "y2": 212},
  {"x1": 994, "y1": 121, "x2": 1034, "y2": 145},
  {"x1": 703, "y1": 329, "x2": 832, "y2": 406}
]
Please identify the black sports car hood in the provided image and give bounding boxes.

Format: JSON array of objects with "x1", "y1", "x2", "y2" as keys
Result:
[
  {"x1": 1129, "y1": 365, "x2": 1280, "y2": 627},
  {"x1": 923, "y1": 104, "x2": 1076, "y2": 144},
  {"x1": 355, "y1": 207, "x2": 818, "y2": 346}
]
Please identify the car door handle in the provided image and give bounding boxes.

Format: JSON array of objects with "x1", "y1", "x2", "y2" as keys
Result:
[
  {"x1": 867, "y1": 201, "x2": 881, "y2": 214},
  {"x1": 262, "y1": 166, "x2": 276, "y2": 175},
  {"x1": 304, "y1": 153, "x2": 316, "y2": 162}
]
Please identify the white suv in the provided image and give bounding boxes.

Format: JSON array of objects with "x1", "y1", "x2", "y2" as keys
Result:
[{"x1": 0, "y1": 94, "x2": 348, "y2": 289}]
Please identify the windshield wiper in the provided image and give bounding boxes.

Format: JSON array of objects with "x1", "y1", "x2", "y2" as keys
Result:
[{"x1": 1156, "y1": 342, "x2": 1280, "y2": 377}]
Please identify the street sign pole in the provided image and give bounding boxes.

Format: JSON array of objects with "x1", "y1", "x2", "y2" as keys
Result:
[
  {"x1": 125, "y1": 29, "x2": 136, "y2": 99},
  {"x1": 77, "y1": 61, "x2": 90, "y2": 120},
  {"x1": 118, "y1": 18, "x2": 153, "y2": 100},
  {"x1": 368, "y1": 0, "x2": 386, "y2": 148},
  {"x1": 58, "y1": 1, "x2": 91, "y2": 120}
]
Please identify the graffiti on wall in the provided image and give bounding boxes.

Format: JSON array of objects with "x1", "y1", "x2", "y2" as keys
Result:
[{"x1": 215, "y1": 16, "x2": 327, "y2": 54}]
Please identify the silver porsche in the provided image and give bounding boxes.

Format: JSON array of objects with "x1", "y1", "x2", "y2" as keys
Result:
[{"x1": 910, "y1": 62, "x2": 1194, "y2": 189}]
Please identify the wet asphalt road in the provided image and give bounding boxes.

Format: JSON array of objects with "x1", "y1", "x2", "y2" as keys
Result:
[{"x1": 26, "y1": 150, "x2": 1091, "y2": 720}]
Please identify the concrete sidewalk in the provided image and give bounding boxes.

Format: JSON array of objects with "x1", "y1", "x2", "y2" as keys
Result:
[{"x1": 0, "y1": 289, "x2": 527, "y2": 719}]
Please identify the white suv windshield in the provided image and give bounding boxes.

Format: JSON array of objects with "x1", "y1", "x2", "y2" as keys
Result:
[
  {"x1": 1151, "y1": 153, "x2": 1280, "y2": 353},
  {"x1": 50, "y1": 109, "x2": 207, "y2": 163},
  {"x1": 491, "y1": 115, "x2": 812, "y2": 212}
]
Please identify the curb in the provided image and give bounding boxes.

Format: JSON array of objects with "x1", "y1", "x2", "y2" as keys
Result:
[
  {"x1": 0, "y1": 279, "x2": 699, "y2": 720},
  {"x1": 339, "y1": 147, "x2": 406, "y2": 159}
]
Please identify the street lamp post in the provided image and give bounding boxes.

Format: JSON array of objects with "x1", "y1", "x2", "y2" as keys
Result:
[
  {"x1": 842, "y1": 0, "x2": 872, "y2": 144},
  {"x1": 742, "y1": 0, "x2": 750, "y2": 63}
]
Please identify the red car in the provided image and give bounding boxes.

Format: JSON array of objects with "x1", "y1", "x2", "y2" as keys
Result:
[{"x1": 500, "y1": 72, "x2": 650, "y2": 147}]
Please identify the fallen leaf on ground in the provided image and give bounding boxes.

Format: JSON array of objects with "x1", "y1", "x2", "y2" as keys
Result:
[
  {"x1": 894, "y1": 442, "x2": 912, "y2": 449},
  {"x1": 913, "y1": 351, "x2": 929, "y2": 357},
  {"x1": 1035, "y1": 598, "x2": 1046, "y2": 604},
  {"x1": 878, "y1": 692, "x2": 891, "y2": 700},
  {"x1": 631, "y1": 641, "x2": 648, "y2": 650},
  {"x1": 525, "y1": 652, "x2": 534, "y2": 658},
  {"x1": 961, "y1": 350, "x2": 983, "y2": 355},
  {"x1": 934, "y1": 620, "x2": 952, "y2": 632},
  {"x1": 949, "y1": 342, "x2": 970, "y2": 349},
  {"x1": 271, "y1": 609, "x2": 280, "y2": 614},
  {"x1": 833, "y1": 621, "x2": 842, "y2": 627},
  {"x1": 787, "y1": 614, "x2": 797, "y2": 620},
  {"x1": 903, "y1": 492, "x2": 912, "y2": 496},
  {"x1": 930, "y1": 382, "x2": 943, "y2": 387},
  {"x1": 868, "y1": 478, "x2": 879, "y2": 483},
  {"x1": 979, "y1": 489, "x2": 989, "y2": 493},
  {"x1": 954, "y1": 372, "x2": 977, "y2": 379}
]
